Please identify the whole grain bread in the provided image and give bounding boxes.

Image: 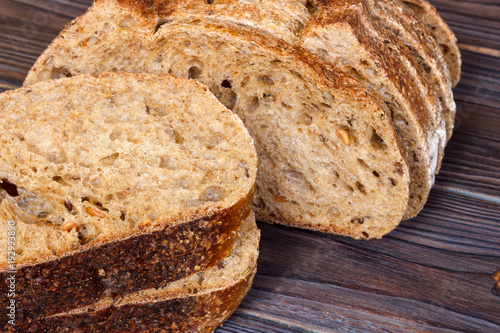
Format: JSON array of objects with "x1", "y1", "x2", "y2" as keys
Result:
[
  {"x1": 168, "y1": 0, "x2": 457, "y2": 218},
  {"x1": 401, "y1": 0, "x2": 461, "y2": 87},
  {"x1": 25, "y1": 0, "x2": 413, "y2": 239},
  {"x1": 9, "y1": 214, "x2": 259, "y2": 333},
  {"x1": 120, "y1": 0, "x2": 453, "y2": 218},
  {"x1": 0, "y1": 72, "x2": 257, "y2": 326},
  {"x1": 298, "y1": 0, "x2": 446, "y2": 219},
  {"x1": 364, "y1": 0, "x2": 456, "y2": 143},
  {"x1": 121, "y1": 0, "x2": 448, "y2": 219}
]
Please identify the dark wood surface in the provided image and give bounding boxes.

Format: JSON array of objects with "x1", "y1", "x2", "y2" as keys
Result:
[{"x1": 1, "y1": 0, "x2": 499, "y2": 332}]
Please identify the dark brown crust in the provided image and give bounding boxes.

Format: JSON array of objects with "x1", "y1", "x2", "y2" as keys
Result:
[
  {"x1": 8, "y1": 268, "x2": 255, "y2": 333},
  {"x1": 0, "y1": 189, "x2": 253, "y2": 328},
  {"x1": 400, "y1": 0, "x2": 461, "y2": 87},
  {"x1": 312, "y1": 1, "x2": 433, "y2": 140},
  {"x1": 364, "y1": 0, "x2": 455, "y2": 143}
]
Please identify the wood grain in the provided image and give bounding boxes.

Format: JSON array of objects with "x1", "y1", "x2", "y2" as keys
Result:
[
  {"x1": 0, "y1": 1, "x2": 498, "y2": 332},
  {"x1": 225, "y1": 191, "x2": 500, "y2": 332},
  {"x1": 436, "y1": 50, "x2": 500, "y2": 201}
]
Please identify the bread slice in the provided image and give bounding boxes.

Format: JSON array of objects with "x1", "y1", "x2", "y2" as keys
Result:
[
  {"x1": 401, "y1": 0, "x2": 461, "y2": 87},
  {"x1": 25, "y1": 0, "x2": 412, "y2": 239},
  {"x1": 172, "y1": 0, "x2": 455, "y2": 218},
  {"x1": 297, "y1": 1, "x2": 445, "y2": 219},
  {"x1": 343, "y1": 0, "x2": 448, "y2": 178},
  {"x1": 364, "y1": 0, "x2": 456, "y2": 143},
  {"x1": 0, "y1": 72, "x2": 257, "y2": 326},
  {"x1": 9, "y1": 213, "x2": 259, "y2": 333},
  {"x1": 137, "y1": 0, "x2": 454, "y2": 218}
]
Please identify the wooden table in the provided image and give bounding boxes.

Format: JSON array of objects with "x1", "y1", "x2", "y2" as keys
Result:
[{"x1": 1, "y1": 1, "x2": 499, "y2": 332}]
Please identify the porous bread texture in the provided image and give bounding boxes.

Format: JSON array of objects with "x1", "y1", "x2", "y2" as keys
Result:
[
  {"x1": 365, "y1": 0, "x2": 456, "y2": 143},
  {"x1": 153, "y1": 0, "x2": 457, "y2": 218},
  {"x1": 159, "y1": 0, "x2": 457, "y2": 218},
  {"x1": 23, "y1": 0, "x2": 461, "y2": 222},
  {"x1": 0, "y1": 72, "x2": 257, "y2": 268},
  {"x1": 401, "y1": 0, "x2": 461, "y2": 87},
  {"x1": 155, "y1": 0, "x2": 459, "y2": 219},
  {"x1": 25, "y1": 0, "x2": 411, "y2": 239},
  {"x1": 12, "y1": 214, "x2": 259, "y2": 333},
  {"x1": 299, "y1": 1, "x2": 445, "y2": 219},
  {"x1": 130, "y1": 0, "x2": 452, "y2": 219}
]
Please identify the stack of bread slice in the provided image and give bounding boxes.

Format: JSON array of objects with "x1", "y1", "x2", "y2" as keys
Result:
[
  {"x1": 25, "y1": 0, "x2": 460, "y2": 240},
  {"x1": 0, "y1": 73, "x2": 259, "y2": 331}
]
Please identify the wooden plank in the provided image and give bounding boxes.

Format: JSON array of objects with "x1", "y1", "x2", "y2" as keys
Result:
[
  {"x1": 436, "y1": 131, "x2": 500, "y2": 201},
  {"x1": 455, "y1": 51, "x2": 500, "y2": 112},
  {"x1": 218, "y1": 314, "x2": 307, "y2": 333},
  {"x1": 229, "y1": 189, "x2": 500, "y2": 331},
  {"x1": 459, "y1": 44, "x2": 500, "y2": 58},
  {"x1": 231, "y1": 293, "x2": 450, "y2": 333},
  {"x1": 230, "y1": 284, "x2": 496, "y2": 332},
  {"x1": 0, "y1": 0, "x2": 87, "y2": 90},
  {"x1": 435, "y1": 50, "x2": 500, "y2": 199}
]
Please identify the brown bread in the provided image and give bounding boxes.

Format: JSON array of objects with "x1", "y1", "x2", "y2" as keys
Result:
[
  {"x1": 9, "y1": 214, "x2": 260, "y2": 333},
  {"x1": 25, "y1": 0, "x2": 413, "y2": 239},
  {"x1": 0, "y1": 72, "x2": 257, "y2": 326}
]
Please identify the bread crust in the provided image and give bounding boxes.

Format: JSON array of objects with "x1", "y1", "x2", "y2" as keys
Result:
[
  {"x1": 400, "y1": 0, "x2": 461, "y2": 87},
  {"x1": 8, "y1": 214, "x2": 260, "y2": 333},
  {"x1": 364, "y1": 0, "x2": 456, "y2": 143},
  {"x1": 0, "y1": 190, "x2": 252, "y2": 328},
  {"x1": 0, "y1": 72, "x2": 256, "y2": 327},
  {"x1": 11, "y1": 266, "x2": 255, "y2": 333}
]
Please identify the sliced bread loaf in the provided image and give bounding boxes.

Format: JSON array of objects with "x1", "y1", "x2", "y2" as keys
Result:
[
  {"x1": 143, "y1": 0, "x2": 456, "y2": 218},
  {"x1": 25, "y1": 0, "x2": 412, "y2": 239},
  {"x1": 298, "y1": 0, "x2": 446, "y2": 219},
  {"x1": 0, "y1": 72, "x2": 257, "y2": 326},
  {"x1": 400, "y1": 0, "x2": 461, "y2": 87},
  {"x1": 9, "y1": 214, "x2": 259, "y2": 333},
  {"x1": 24, "y1": 0, "x2": 453, "y2": 222},
  {"x1": 364, "y1": 0, "x2": 456, "y2": 143}
]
